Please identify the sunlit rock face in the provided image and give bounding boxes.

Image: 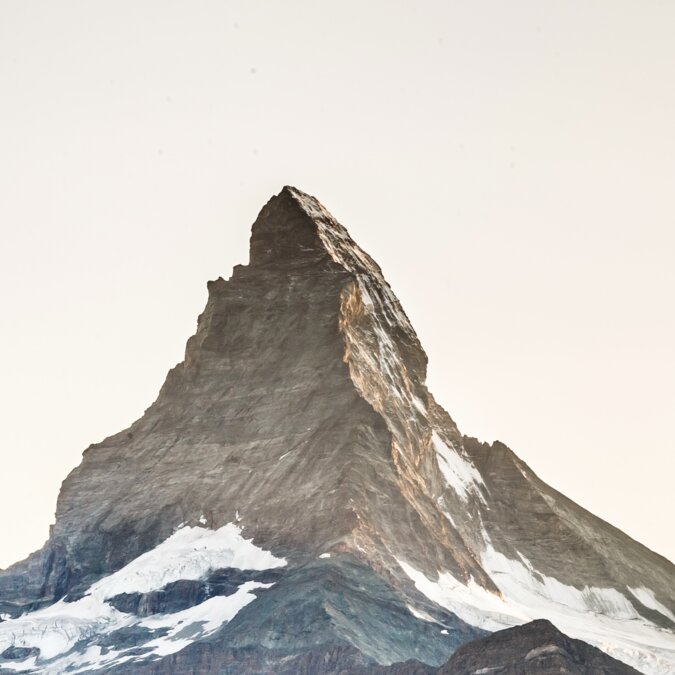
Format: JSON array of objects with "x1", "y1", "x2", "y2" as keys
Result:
[{"x1": 0, "y1": 187, "x2": 673, "y2": 674}]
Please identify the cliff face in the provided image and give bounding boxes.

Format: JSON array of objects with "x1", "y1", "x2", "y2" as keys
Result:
[{"x1": 0, "y1": 187, "x2": 673, "y2": 674}]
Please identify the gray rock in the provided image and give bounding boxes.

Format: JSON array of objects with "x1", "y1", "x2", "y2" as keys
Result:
[{"x1": 0, "y1": 646, "x2": 39, "y2": 660}]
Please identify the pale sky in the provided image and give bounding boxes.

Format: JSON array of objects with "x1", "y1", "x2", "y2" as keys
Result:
[{"x1": 1, "y1": 1, "x2": 673, "y2": 569}]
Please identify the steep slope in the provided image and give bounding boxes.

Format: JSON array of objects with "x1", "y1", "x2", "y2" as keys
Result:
[{"x1": 0, "y1": 187, "x2": 673, "y2": 674}]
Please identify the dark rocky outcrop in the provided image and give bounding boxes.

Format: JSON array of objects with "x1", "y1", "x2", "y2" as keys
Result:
[
  {"x1": 438, "y1": 619, "x2": 642, "y2": 675},
  {"x1": 0, "y1": 646, "x2": 40, "y2": 661},
  {"x1": 105, "y1": 568, "x2": 283, "y2": 616}
]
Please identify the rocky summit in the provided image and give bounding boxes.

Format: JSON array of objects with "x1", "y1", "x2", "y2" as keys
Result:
[{"x1": 0, "y1": 187, "x2": 673, "y2": 674}]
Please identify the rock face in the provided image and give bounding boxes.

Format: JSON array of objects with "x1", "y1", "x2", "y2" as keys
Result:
[
  {"x1": 0, "y1": 187, "x2": 673, "y2": 674},
  {"x1": 437, "y1": 619, "x2": 642, "y2": 675}
]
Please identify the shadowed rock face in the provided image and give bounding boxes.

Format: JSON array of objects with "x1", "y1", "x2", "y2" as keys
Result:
[
  {"x1": 0, "y1": 187, "x2": 673, "y2": 674},
  {"x1": 437, "y1": 619, "x2": 643, "y2": 675}
]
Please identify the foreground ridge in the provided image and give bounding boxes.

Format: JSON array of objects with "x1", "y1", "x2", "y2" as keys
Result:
[
  {"x1": 0, "y1": 187, "x2": 673, "y2": 674},
  {"x1": 437, "y1": 619, "x2": 643, "y2": 675}
]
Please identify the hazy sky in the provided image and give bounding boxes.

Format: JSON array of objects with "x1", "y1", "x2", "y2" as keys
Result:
[{"x1": 1, "y1": 1, "x2": 673, "y2": 569}]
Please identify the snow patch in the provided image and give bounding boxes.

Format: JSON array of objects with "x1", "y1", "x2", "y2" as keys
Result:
[
  {"x1": 319, "y1": 553, "x2": 331, "y2": 559},
  {"x1": 358, "y1": 285, "x2": 374, "y2": 307},
  {"x1": 627, "y1": 587, "x2": 675, "y2": 623},
  {"x1": 412, "y1": 396, "x2": 427, "y2": 414},
  {"x1": 432, "y1": 432, "x2": 485, "y2": 503},
  {"x1": 406, "y1": 605, "x2": 437, "y2": 623},
  {"x1": 526, "y1": 644, "x2": 566, "y2": 660},
  {"x1": 139, "y1": 581, "x2": 272, "y2": 657},
  {"x1": 0, "y1": 657, "x2": 38, "y2": 672}
]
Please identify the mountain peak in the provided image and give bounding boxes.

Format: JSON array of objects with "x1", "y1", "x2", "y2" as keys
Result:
[
  {"x1": 248, "y1": 185, "x2": 339, "y2": 268},
  {"x1": 279, "y1": 184, "x2": 331, "y2": 220},
  {"x1": 0, "y1": 188, "x2": 672, "y2": 674},
  {"x1": 247, "y1": 186, "x2": 324, "y2": 267}
]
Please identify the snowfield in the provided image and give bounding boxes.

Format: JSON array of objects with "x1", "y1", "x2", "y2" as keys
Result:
[
  {"x1": 399, "y1": 546, "x2": 675, "y2": 675},
  {"x1": 0, "y1": 524, "x2": 285, "y2": 673},
  {"x1": 431, "y1": 432, "x2": 486, "y2": 504}
]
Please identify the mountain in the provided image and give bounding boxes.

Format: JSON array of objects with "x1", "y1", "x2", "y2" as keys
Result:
[{"x1": 0, "y1": 186, "x2": 673, "y2": 674}]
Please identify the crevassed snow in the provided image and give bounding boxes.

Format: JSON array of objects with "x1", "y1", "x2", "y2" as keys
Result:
[
  {"x1": 90, "y1": 523, "x2": 285, "y2": 600},
  {"x1": 432, "y1": 432, "x2": 485, "y2": 504},
  {"x1": 0, "y1": 524, "x2": 285, "y2": 673},
  {"x1": 398, "y1": 548, "x2": 675, "y2": 675},
  {"x1": 628, "y1": 587, "x2": 675, "y2": 623}
]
